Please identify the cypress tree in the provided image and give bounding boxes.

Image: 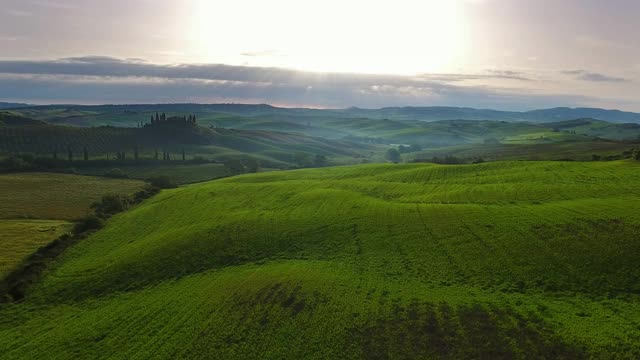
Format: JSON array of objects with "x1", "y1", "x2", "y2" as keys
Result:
[
  {"x1": 83, "y1": 147, "x2": 88, "y2": 161},
  {"x1": 134, "y1": 147, "x2": 139, "y2": 161},
  {"x1": 67, "y1": 148, "x2": 73, "y2": 162},
  {"x1": 53, "y1": 149, "x2": 58, "y2": 160},
  {"x1": 155, "y1": 149, "x2": 159, "y2": 160},
  {"x1": 182, "y1": 148, "x2": 186, "y2": 161}
]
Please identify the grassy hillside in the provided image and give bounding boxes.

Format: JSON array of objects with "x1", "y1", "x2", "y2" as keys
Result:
[
  {"x1": 76, "y1": 163, "x2": 230, "y2": 184},
  {"x1": 1, "y1": 161, "x2": 639, "y2": 358},
  {"x1": 0, "y1": 121, "x2": 373, "y2": 168},
  {"x1": 409, "y1": 140, "x2": 637, "y2": 162}
]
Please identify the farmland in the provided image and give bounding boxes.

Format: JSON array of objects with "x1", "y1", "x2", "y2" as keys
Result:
[
  {"x1": 0, "y1": 220, "x2": 70, "y2": 277},
  {"x1": 75, "y1": 163, "x2": 230, "y2": 184},
  {"x1": 1, "y1": 160, "x2": 639, "y2": 358},
  {"x1": 0, "y1": 173, "x2": 144, "y2": 278},
  {"x1": 0, "y1": 173, "x2": 145, "y2": 220}
]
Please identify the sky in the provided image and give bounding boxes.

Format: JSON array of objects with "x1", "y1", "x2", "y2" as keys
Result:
[{"x1": 0, "y1": 0, "x2": 639, "y2": 111}]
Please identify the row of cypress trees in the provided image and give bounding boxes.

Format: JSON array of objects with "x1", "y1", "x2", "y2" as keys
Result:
[{"x1": 52, "y1": 147, "x2": 188, "y2": 161}]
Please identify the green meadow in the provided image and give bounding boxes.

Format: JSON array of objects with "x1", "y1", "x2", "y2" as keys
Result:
[{"x1": 1, "y1": 160, "x2": 639, "y2": 358}]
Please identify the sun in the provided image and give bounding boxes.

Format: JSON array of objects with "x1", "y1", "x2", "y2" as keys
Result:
[{"x1": 189, "y1": 0, "x2": 468, "y2": 75}]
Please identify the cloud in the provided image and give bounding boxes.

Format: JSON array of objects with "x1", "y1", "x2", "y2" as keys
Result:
[
  {"x1": 5, "y1": 9, "x2": 33, "y2": 17},
  {"x1": 0, "y1": 56, "x2": 613, "y2": 110},
  {"x1": 240, "y1": 50, "x2": 280, "y2": 57},
  {"x1": 562, "y1": 69, "x2": 627, "y2": 82}
]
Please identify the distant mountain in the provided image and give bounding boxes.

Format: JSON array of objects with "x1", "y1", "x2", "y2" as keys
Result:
[
  {"x1": 522, "y1": 107, "x2": 640, "y2": 123},
  {"x1": 8, "y1": 103, "x2": 640, "y2": 123},
  {"x1": 338, "y1": 106, "x2": 640, "y2": 123},
  {"x1": 0, "y1": 102, "x2": 31, "y2": 109}
]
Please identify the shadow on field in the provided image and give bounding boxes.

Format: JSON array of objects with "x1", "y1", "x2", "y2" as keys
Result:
[{"x1": 350, "y1": 301, "x2": 586, "y2": 359}]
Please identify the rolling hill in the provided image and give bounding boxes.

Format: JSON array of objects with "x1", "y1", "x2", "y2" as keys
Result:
[
  {"x1": 1, "y1": 161, "x2": 639, "y2": 358},
  {"x1": 6, "y1": 104, "x2": 640, "y2": 124},
  {"x1": 0, "y1": 120, "x2": 374, "y2": 168}
]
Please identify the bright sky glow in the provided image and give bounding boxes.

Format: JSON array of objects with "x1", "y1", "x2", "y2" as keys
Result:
[
  {"x1": 189, "y1": 0, "x2": 468, "y2": 75},
  {"x1": 1, "y1": 0, "x2": 639, "y2": 110}
]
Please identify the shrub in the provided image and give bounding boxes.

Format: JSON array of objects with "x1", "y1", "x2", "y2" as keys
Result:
[
  {"x1": 91, "y1": 194, "x2": 129, "y2": 218},
  {"x1": 386, "y1": 148, "x2": 401, "y2": 163},
  {"x1": 313, "y1": 154, "x2": 327, "y2": 167},
  {"x1": 224, "y1": 159, "x2": 246, "y2": 174},
  {"x1": 0, "y1": 156, "x2": 30, "y2": 170},
  {"x1": 242, "y1": 157, "x2": 260, "y2": 173},
  {"x1": 73, "y1": 215, "x2": 104, "y2": 235},
  {"x1": 104, "y1": 168, "x2": 128, "y2": 178},
  {"x1": 133, "y1": 186, "x2": 159, "y2": 202},
  {"x1": 148, "y1": 176, "x2": 178, "y2": 189}
]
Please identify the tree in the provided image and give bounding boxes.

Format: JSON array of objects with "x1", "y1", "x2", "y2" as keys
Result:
[
  {"x1": 155, "y1": 112, "x2": 159, "y2": 123},
  {"x1": 224, "y1": 159, "x2": 245, "y2": 174},
  {"x1": 182, "y1": 148, "x2": 186, "y2": 161},
  {"x1": 134, "y1": 147, "x2": 139, "y2": 161},
  {"x1": 386, "y1": 148, "x2": 401, "y2": 163},
  {"x1": 313, "y1": 154, "x2": 328, "y2": 167},
  {"x1": 242, "y1": 158, "x2": 259, "y2": 173},
  {"x1": 67, "y1": 148, "x2": 73, "y2": 162},
  {"x1": 148, "y1": 176, "x2": 177, "y2": 189},
  {"x1": 294, "y1": 152, "x2": 312, "y2": 167},
  {"x1": 104, "y1": 168, "x2": 128, "y2": 178},
  {"x1": 154, "y1": 149, "x2": 159, "y2": 160},
  {"x1": 83, "y1": 147, "x2": 89, "y2": 161},
  {"x1": 52, "y1": 149, "x2": 58, "y2": 160},
  {"x1": 408, "y1": 144, "x2": 422, "y2": 152},
  {"x1": 91, "y1": 194, "x2": 128, "y2": 218}
]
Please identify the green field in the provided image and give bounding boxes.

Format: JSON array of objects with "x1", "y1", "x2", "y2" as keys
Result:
[
  {"x1": 0, "y1": 220, "x2": 71, "y2": 278},
  {"x1": 75, "y1": 163, "x2": 230, "y2": 184},
  {"x1": 409, "y1": 140, "x2": 637, "y2": 162},
  {"x1": 0, "y1": 173, "x2": 145, "y2": 220},
  {"x1": 0, "y1": 173, "x2": 145, "y2": 278},
  {"x1": 1, "y1": 161, "x2": 639, "y2": 358}
]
